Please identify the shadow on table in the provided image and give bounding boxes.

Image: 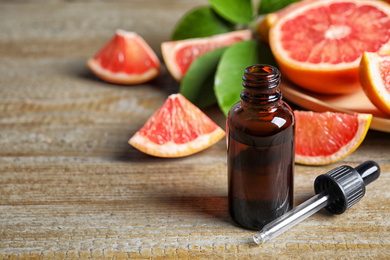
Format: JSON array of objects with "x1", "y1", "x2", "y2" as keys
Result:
[
  {"x1": 114, "y1": 146, "x2": 171, "y2": 163},
  {"x1": 70, "y1": 59, "x2": 180, "y2": 95},
  {"x1": 159, "y1": 194, "x2": 235, "y2": 226}
]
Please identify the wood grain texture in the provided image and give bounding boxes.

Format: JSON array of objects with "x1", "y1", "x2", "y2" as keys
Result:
[{"x1": 1, "y1": 1, "x2": 390, "y2": 259}]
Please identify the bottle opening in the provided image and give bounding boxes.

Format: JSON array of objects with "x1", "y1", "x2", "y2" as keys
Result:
[
  {"x1": 242, "y1": 64, "x2": 280, "y2": 90},
  {"x1": 248, "y1": 65, "x2": 274, "y2": 76}
]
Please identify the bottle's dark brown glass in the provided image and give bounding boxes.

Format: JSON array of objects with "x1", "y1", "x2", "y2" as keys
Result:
[{"x1": 227, "y1": 64, "x2": 295, "y2": 230}]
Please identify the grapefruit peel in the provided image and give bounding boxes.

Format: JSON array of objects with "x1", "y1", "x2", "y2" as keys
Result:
[
  {"x1": 359, "y1": 52, "x2": 390, "y2": 116},
  {"x1": 87, "y1": 30, "x2": 160, "y2": 85},
  {"x1": 129, "y1": 94, "x2": 225, "y2": 158},
  {"x1": 295, "y1": 111, "x2": 372, "y2": 166}
]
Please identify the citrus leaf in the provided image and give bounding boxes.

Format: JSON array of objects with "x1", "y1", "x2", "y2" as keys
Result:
[
  {"x1": 172, "y1": 6, "x2": 235, "y2": 41},
  {"x1": 209, "y1": 0, "x2": 253, "y2": 24},
  {"x1": 180, "y1": 47, "x2": 227, "y2": 108},
  {"x1": 214, "y1": 40, "x2": 277, "y2": 116},
  {"x1": 258, "y1": 0, "x2": 300, "y2": 14}
]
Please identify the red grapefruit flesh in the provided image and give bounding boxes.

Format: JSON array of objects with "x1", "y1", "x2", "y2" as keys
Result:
[
  {"x1": 269, "y1": 0, "x2": 390, "y2": 94},
  {"x1": 161, "y1": 29, "x2": 252, "y2": 81},
  {"x1": 295, "y1": 111, "x2": 372, "y2": 165},
  {"x1": 129, "y1": 93, "x2": 225, "y2": 158},
  {"x1": 87, "y1": 29, "x2": 160, "y2": 85}
]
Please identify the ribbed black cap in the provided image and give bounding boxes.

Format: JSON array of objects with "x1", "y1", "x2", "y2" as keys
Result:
[{"x1": 314, "y1": 165, "x2": 365, "y2": 214}]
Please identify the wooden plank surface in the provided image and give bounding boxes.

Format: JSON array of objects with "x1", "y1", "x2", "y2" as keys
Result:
[{"x1": 1, "y1": 1, "x2": 390, "y2": 259}]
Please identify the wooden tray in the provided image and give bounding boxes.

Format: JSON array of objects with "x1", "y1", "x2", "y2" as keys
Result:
[{"x1": 280, "y1": 79, "x2": 390, "y2": 133}]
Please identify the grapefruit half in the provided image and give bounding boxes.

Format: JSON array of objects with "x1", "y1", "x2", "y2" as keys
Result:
[
  {"x1": 359, "y1": 52, "x2": 390, "y2": 115},
  {"x1": 129, "y1": 93, "x2": 225, "y2": 158},
  {"x1": 269, "y1": 0, "x2": 390, "y2": 94},
  {"x1": 161, "y1": 29, "x2": 252, "y2": 81},
  {"x1": 295, "y1": 111, "x2": 372, "y2": 165},
  {"x1": 257, "y1": 0, "x2": 318, "y2": 43},
  {"x1": 87, "y1": 29, "x2": 160, "y2": 85}
]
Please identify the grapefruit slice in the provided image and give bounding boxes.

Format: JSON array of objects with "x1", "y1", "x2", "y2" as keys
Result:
[
  {"x1": 269, "y1": 0, "x2": 390, "y2": 94},
  {"x1": 129, "y1": 93, "x2": 225, "y2": 158},
  {"x1": 161, "y1": 29, "x2": 252, "y2": 81},
  {"x1": 295, "y1": 111, "x2": 372, "y2": 165},
  {"x1": 87, "y1": 29, "x2": 160, "y2": 85},
  {"x1": 359, "y1": 52, "x2": 390, "y2": 115}
]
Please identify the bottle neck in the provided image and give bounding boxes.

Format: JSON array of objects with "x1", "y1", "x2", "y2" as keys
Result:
[{"x1": 240, "y1": 65, "x2": 282, "y2": 107}]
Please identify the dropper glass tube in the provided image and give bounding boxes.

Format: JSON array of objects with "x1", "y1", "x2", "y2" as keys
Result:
[{"x1": 253, "y1": 191, "x2": 332, "y2": 244}]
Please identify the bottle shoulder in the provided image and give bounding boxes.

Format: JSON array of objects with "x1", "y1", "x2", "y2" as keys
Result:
[{"x1": 227, "y1": 101, "x2": 294, "y2": 136}]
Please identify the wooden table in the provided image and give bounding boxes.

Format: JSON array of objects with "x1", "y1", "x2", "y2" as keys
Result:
[{"x1": 1, "y1": 1, "x2": 390, "y2": 259}]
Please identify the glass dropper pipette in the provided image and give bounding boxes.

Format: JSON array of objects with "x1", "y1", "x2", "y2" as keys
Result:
[{"x1": 253, "y1": 161, "x2": 381, "y2": 244}]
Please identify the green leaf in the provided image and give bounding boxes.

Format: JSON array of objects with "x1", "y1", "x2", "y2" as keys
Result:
[
  {"x1": 258, "y1": 0, "x2": 300, "y2": 14},
  {"x1": 180, "y1": 47, "x2": 227, "y2": 108},
  {"x1": 209, "y1": 0, "x2": 253, "y2": 24},
  {"x1": 214, "y1": 40, "x2": 277, "y2": 116},
  {"x1": 172, "y1": 6, "x2": 235, "y2": 41}
]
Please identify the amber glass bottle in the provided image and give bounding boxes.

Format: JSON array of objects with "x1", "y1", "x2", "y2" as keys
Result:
[{"x1": 227, "y1": 64, "x2": 295, "y2": 230}]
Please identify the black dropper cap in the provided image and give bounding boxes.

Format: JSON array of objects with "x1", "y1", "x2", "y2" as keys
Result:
[{"x1": 314, "y1": 161, "x2": 380, "y2": 214}]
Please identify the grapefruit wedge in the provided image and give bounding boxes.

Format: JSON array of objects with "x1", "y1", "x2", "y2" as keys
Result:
[
  {"x1": 161, "y1": 29, "x2": 252, "y2": 81},
  {"x1": 87, "y1": 30, "x2": 160, "y2": 85},
  {"x1": 129, "y1": 93, "x2": 225, "y2": 158},
  {"x1": 295, "y1": 111, "x2": 372, "y2": 165},
  {"x1": 359, "y1": 52, "x2": 390, "y2": 115},
  {"x1": 269, "y1": 0, "x2": 390, "y2": 94}
]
